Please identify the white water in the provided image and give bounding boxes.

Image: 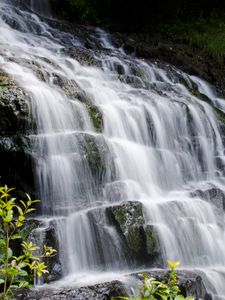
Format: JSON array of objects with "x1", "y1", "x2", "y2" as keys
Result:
[{"x1": 1, "y1": 0, "x2": 225, "y2": 298}]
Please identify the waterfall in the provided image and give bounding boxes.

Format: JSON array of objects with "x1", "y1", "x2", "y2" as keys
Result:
[{"x1": 1, "y1": 0, "x2": 225, "y2": 298}]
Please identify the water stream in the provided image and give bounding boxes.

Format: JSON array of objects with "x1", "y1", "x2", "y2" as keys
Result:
[{"x1": 1, "y1": 0, "x2": 225, "y2": 298}]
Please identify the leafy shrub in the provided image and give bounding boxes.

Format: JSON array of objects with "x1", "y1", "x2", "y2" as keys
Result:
[
  {"x1": 114, "y1": 261, "x2": 194, "y2": 300},
  {"x1": 0, "y1": 186, "x2": 56, "y2": 300}
]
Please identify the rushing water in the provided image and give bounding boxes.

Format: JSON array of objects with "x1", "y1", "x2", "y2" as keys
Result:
[{"x1": 1, "y1": 0, "x2": 225, "y2": 298}]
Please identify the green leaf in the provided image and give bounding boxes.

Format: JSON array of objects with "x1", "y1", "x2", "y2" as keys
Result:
[
  {"x1": 0, "y1": 279, "x2": 5, "y2": 284},
  {"x1": 3, "y1": 210, "x2": 13, "y2": 222},
  {"x1": 18, "y1": 270, "x2": 28, "y2": 277},
  {"x1": 11, "y1": 234, "x2": 22, "y2": 240},
  {"x1": 7, "y1": 247, "x2": 13, "y2": 258},
  {"x1": 20, "y1": 200, "x2": 27, "y2": 209},
  {"x1": 25, "y1": 208, "x2": 35, "y2": 214},
  {"x1": 174, "y1": 296, "x2": 185, "y2": 300},
  {"x1": 17, "y1": 206, "x2": 24, "y2": 216},
  {"x1": 18, "y1": 281, "x2": 30, "y2": 288},
  {"x1": 18, "y1": 215, "x2": 25, "y2": 222}
]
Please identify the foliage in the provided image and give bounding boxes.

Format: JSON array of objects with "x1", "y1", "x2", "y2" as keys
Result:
[
  {"x1": 0, "y1": 186, "x2": 56, "y2": 300},
  {"x1": 114, "y1": 261, "x2": 194, "y2": 300},
  {"x1": 54, "y1": 0, "x2": 225, "y2": 31},
  {"x1": 52, "y1": 0, "x2": 225, "y2": 64},
  {"x1": 158, "y1": 13, "x2": 225, "y2": 64}
]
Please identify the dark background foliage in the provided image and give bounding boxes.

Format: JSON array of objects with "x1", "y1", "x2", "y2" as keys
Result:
[{"x1": 51, "y1": 0, "x2": 225, "y2": 30}]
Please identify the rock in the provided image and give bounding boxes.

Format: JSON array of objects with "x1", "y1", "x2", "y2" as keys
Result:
[
  {"x1": 13, "y1": 270, "x2": 210, "y2": 300},
  {"x1": 0, "y1": 70, "x2": 30, "y2": 134},
  {"x1": 14, "y1": 280, "x2": 128, "y2": 300},
  {"x1": 106, "y1": 201, "x2": 161, "y2": 265},
  {"x1": 0, "y1": 70, "x2": 35, "y2": 195},
  {"x1": 64, "y1": 47, "x2": 101, "y2": 67}
]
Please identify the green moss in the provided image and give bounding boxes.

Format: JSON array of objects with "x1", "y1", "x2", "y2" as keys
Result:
[
  {"x1": 127, "y1": 226, "x2": 143, "y2": 253},
  {"x1": 215, "y1": 108, "x2": 225, "y2": 126},
  {"x1": 86, "y1": 104, "x2": 103, "y2": 132},
  {"x1": 145, "y1": 225, "x2": 158, "y2": 254}
]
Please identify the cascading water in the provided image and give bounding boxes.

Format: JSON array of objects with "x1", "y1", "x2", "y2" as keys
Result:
[{"x1": 1, "y1": 0, "x2": 225, "y2": 298}]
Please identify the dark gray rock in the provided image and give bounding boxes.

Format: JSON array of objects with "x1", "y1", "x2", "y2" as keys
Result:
[
  {"x1": 13, "y1": 270, "x2": 211, "y2": 300},
  {"x1": 0, "y1": 70, "x2": 35, "y2": 195},
  {"x1": 14, "y1": 280, "x2": 128, "y2": 300},
  {"x1": 0, "y1": 70, "x2": 30, "y2": 134}
]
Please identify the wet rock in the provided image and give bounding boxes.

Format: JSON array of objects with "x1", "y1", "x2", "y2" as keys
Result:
[
  {"x1": 64, "y1": 47, "x2": 101, "y2": 67},
  {"x1": 13, "y1": 270, "x2": 210, "y2": 300},
  {"x1": 14, "y1": 280, "x2": 128, "y2": 300},
  {"x1": 107, "y1": 201, "x2": 160, "y2": 265},
  {"x1": 0, "y1": 70, "x2": 30, "y2": 134}
]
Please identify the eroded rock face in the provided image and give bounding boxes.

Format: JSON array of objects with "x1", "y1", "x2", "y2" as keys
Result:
[
  {"x1": 106, "y1": 201, "x2": 161, "y2": 266},
  {"x1": 0, "y1": 70, "x2": 35, "y2": 195}
]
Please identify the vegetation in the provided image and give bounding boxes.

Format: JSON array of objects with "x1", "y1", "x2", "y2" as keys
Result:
[
  {"x1": 50, "y1": 0, "x2": 225, "y2": 64},
  {"x1": 156, "y1": 14, "x2": 225, "y2": 64},
  {"x1": 114, "y1": 261, "x2": 194, "y2": 300},
  {"x1": 0, "y1": 186, "x2": 56, "y2": 300}
]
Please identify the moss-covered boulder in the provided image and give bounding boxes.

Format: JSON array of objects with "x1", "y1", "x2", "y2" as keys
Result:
[{"x1": 107, "y1": 201, "x2": 160, "y2": 266}]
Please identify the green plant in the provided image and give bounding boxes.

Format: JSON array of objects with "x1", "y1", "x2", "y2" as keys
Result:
[
  {"x1": 0, "y1": 186, "x2": 56, "y2": 300},
  {"x1": 114, "y1": 261, "x2": 194, "y2": 300}
]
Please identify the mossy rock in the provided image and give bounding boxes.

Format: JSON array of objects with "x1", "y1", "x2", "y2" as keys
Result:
[
  {"x1": 0, "y1": 70, "x2": 31, "y2": 134},
  {"x1": 110, "y1": 201, "x2": 144, "y2": 235},
  {"x1": 107, "y1": 201, "x2": 161, "y2": 265},
  {"x1": 86, "y1": 104, "x2": 103, "y2": 132}
]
